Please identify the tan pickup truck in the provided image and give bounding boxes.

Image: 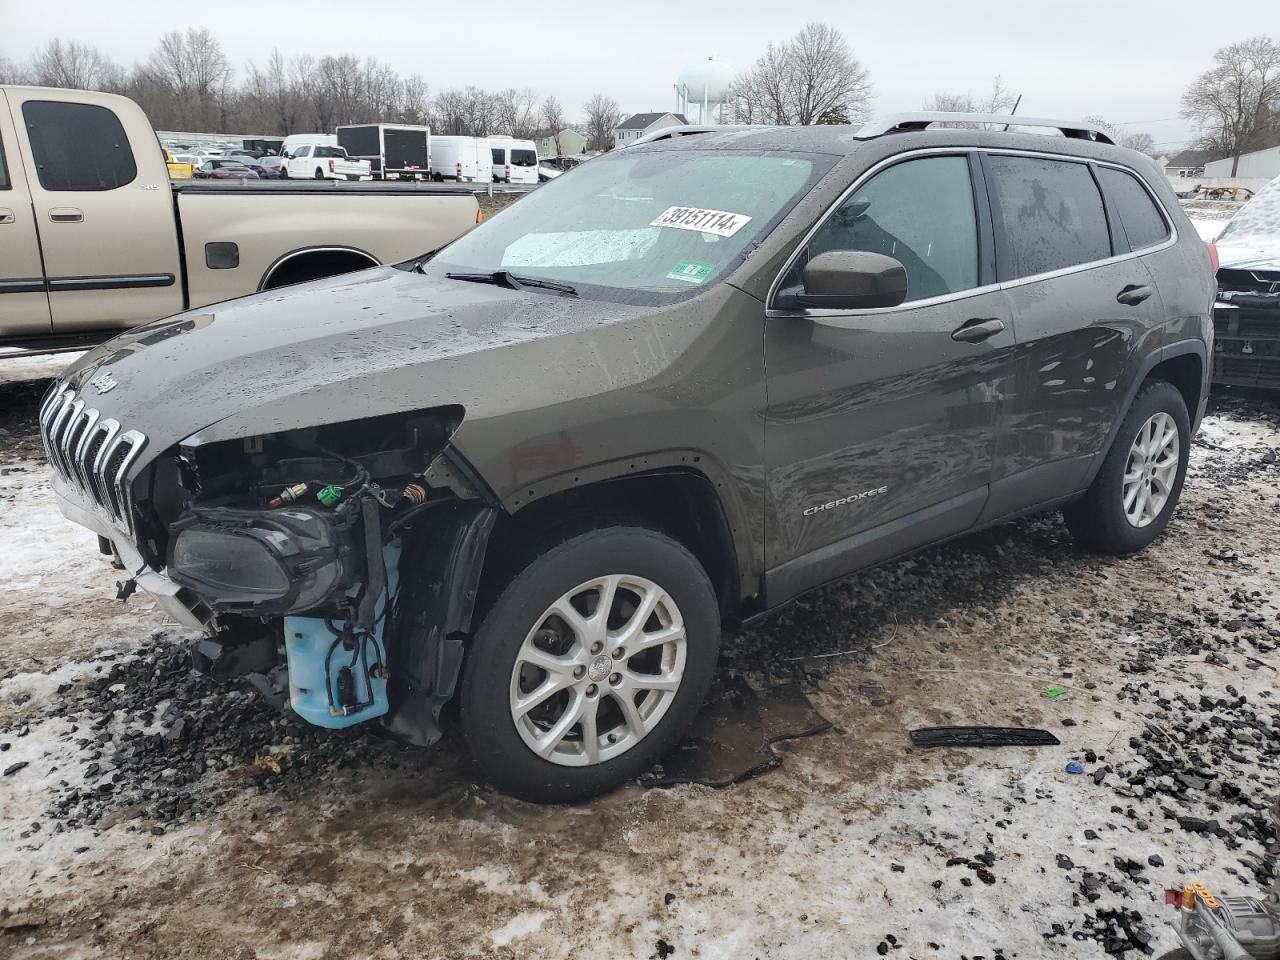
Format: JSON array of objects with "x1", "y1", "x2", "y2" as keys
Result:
[{"x1": 1, "y1": 85, "x2": 480, "y2": 353}]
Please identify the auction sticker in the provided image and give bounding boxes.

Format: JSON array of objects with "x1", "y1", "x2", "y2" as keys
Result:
[
  {"x1": 666, "y1": 261, "x2": 714, "y2": 284},
  {"x1": 650, "y1": 206, "x2": 752, "y2": 237}
]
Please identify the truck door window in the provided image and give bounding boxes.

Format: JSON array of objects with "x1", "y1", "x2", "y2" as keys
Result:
[
  {"x1": 983, "y1": 154, "x2": 1110, "y2": 280},
  {"x1": 0, "y1": 133, "x2": 9, "y2": 189},
  {"x1": 22, "y1": 100, "x2": 137, "y2": 191},
  {"x1": 808, "y1": 155, "x2": 978, "y2": 303}
]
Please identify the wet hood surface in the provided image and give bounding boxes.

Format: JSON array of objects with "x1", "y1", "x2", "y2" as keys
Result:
[{"x1": 59, "y1": 266, "x2": 647, "y2": 455}]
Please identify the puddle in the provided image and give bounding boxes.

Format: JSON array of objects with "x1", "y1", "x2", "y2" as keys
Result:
[{"x1": 640, "y1": 675, "x2": 831, "y2": 788}]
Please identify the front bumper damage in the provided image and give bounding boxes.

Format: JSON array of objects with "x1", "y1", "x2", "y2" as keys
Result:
[
  {"x1": 1213, "y1": 266, "x2": 1280, "y2": 390},
  {"x1": 51, "y1": 448, "x2": 499, "y2": 749}
]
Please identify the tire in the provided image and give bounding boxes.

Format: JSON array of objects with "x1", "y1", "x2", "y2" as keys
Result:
[
  {"x1": 314, "y1": 167, "x2": 324, "y2": 180},
  {"x1": 1063, "y1": 379, "x2": 1190, "y2": 554},
  {"x1": 460, "y1": 526, "x2": 719, "y2": 803}
]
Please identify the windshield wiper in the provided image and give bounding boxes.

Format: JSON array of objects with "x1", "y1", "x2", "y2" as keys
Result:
[{"x1": 445, "y1": 270, "x2": 578, "y2": 297}]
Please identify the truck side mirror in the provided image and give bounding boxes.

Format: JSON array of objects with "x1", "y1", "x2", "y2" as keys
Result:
[{"x1": 779, "y1": 250, "x2": 908, "y2": 311}]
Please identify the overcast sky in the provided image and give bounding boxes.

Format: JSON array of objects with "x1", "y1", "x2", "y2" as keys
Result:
[{"x1": 5, "y1": 0, "x2": 1273, "y2": 148}]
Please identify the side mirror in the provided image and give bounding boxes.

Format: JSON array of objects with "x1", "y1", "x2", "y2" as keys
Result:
[{"x1": 781, "y1": 250, "x2": 908, "y2": 311}]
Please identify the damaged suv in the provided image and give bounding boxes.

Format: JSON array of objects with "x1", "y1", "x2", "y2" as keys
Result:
[{"x1": 43, "y1": 115, "x2": 1214, "y2": 802}]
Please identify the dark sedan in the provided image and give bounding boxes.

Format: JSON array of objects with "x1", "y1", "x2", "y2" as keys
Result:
[{"x1": 196, "y1": 159, "x2": 261, "y2": 180}]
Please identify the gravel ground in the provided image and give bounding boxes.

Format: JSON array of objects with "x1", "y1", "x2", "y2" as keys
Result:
[{"x1": 3, "y1": 352, "x2": 1280, "y2": 959}]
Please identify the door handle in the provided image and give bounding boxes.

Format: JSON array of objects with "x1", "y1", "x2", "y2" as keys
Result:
[
  {"x1": 951, "y1": 316, "x2": 1006, "y2": 344},
  {"x1": 1116, "y1": 284, "x2": 1152, "y2": 306},
  {"x1": 48, "y1": 207, "x2": 84, "y2": 223},
  {"x1": 0, "y1": 208, "x2": 14, "y2": 225}
]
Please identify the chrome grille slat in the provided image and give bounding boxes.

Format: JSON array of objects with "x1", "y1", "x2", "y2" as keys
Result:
[{"x1": 37, "y1": 385, "x2": 148, "y2": 537}]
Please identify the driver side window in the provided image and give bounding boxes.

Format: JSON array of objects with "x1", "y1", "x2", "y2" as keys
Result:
[{"x1": 809, "y1": 155, "x2": 979, "y2": 303}]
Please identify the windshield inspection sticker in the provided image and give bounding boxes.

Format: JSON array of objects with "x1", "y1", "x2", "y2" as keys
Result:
[
  {"x1": 650, "y1": 206, "x2": 752, "y2": 238},
  {"x1": 666, "y1": 261, "x2": 714, "y2": 285}
]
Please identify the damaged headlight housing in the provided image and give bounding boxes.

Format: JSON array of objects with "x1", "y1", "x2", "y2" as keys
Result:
[{"x1": 167, "y1": 505, "x2": 361, "y2": 615}]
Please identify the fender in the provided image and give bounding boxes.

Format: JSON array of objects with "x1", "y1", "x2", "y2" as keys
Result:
[
  {"x1": 1081, "y1": 337, "x2": 1207, "y2": 488},
  {"x1": 505, "y1": 448, "x2": 762, "y2": 602},
  {"x1": 257, "y1": 244, "x2": 380, "y2": 291}
]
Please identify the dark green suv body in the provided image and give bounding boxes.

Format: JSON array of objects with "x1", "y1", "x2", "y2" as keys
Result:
[{"x1": 43, "y1": 116, "x2": 1215, "y2": 801}]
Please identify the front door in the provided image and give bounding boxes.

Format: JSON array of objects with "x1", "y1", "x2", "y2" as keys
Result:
[
  {"x1": 9, "y1": 88, "x2": 183, "y2": 334},
  {"x1": 763, "y1": 153, "x2": 1015, "y2": 599},
  {"x1": 0, "y1": 93, "x2": 51, "y2": 339}
]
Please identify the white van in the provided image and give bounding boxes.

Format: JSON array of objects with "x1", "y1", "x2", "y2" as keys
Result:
[
  {"x1": 430, "y1": 135, "x2": 491, "y2": 183},
  {"x1": 486, "y1": 136, "x2": 539, "y2": 185},
  {"x1": 280, "y1": 133, "x2": 338, "y2": 158}
]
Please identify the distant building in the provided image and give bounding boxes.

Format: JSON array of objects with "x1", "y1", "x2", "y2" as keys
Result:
[
  {"x1": 1158, "y1": 148, "x2": 1214, "y2": 179},
  {"x1": 1203, "y1": 143, "x2": 1280, "y2": 180},
  {"x1": 613, "y1": 112, "x2": 689, "y2": 150},
  {"x1": 535, "y1": 129, "x2": 588, "y2": 158}
]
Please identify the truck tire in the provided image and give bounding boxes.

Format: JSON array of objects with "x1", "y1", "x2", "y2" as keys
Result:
[
  {"x1": 1063, "y1": 379, "x2": 1190, "y2": 555},
  {"x1": 460, "y1": 526, "x2": 719, "y2": 803},
  {"x1": 314, "y1": 167, "x2": 324, "y2": 180}
]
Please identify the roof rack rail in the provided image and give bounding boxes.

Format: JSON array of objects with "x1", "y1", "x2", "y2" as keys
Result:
[
  {"x1": 856, "y1": 113, "x2": 1115, "y2": 145},
  {"x1": 628, "y1": 124, "x2": 754, "y2": 147}
]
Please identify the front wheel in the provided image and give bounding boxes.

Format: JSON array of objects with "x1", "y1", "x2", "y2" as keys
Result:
[
  {"x1": 1064, "y1": 379, "x2": 1190, "y2": 554},
  {"x1": 460, "y1": 526, "x2": 719, "y2": 802}
]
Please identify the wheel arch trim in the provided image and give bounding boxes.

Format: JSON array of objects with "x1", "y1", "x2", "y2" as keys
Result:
[{"x1": 256, "y1": 244, "x2": 381, "y2": 291}]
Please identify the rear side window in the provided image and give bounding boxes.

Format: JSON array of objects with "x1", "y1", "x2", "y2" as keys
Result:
[
  {"x1": 491, "y1": 148, "x2": 504, "y2": 163},
  {"x1": 1098, "y1": 167, "x2": 1169, "y2": 251},
  {"x1": 809, "y1": 155, "x2": 978, "y2": 303},
  {"x1": 22, "y1": 100, "x2": 137, "y2": 191},
  {"x1": 984, "y1": 155, "x2": 1110, "y2": 281},
  {"x1": 314, "y1": 146, "x2": 345, "y2": 159},
  {"x1": 0, "y1": 134, "x2": 9, "y2": 189}
]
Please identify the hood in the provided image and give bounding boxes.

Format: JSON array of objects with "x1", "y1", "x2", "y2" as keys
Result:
[
  {"x1": 1217, "y1": 174, "x2": 1280, "y2": 272},
  {"x1": 60, "y1": 266, "x2": 648, "y2": 456}
]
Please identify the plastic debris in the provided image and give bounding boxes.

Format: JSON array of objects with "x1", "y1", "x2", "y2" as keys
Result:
[
  {"x1": 1065, "y1": 760, "x2": 1085, "y2": 774},
  {"x1": 1043, "y1": 686, "x2": 1068, "y2": 698}
]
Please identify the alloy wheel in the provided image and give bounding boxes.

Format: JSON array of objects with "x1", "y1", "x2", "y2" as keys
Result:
[
  {"x1": 1122, "y1": 411, "x2": 1179, "y2": 528},
  {"x1": 508, "y1": 574, "x2": 687, "y2": 767}
]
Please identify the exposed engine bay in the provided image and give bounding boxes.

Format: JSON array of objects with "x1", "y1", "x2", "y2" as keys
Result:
[{"x1": 133, "y1": 408, "x2": 497, "y2": 746}]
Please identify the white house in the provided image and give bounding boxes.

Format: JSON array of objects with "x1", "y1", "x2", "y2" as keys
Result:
[
  {"x1": 613, "y1": 112, "x2": 689, "y2": 150},
  {"x1": 1204, "y1": 143, "x2": 1280, "y2": 180}
]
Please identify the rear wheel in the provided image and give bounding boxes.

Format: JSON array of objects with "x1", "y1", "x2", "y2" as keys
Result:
[
  {"x1": 1063, "y1": 380, "x2": 1190, "y2": 554},
  {"x1": 314, "y1": 167, "x2": 324, "y2": 180},
  {"x1": 460, "y1": 526, "x2": 719, "y2": 802}
]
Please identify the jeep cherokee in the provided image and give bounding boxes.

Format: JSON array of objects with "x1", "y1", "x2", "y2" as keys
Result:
[{"x1": 41, "y1": 114, "x2": 1215, "y2": 802}]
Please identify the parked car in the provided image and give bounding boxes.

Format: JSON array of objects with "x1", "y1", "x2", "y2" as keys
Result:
[
  {"x1": 1209, "y1": 174, "x2": 1280, "y2": 390},
  {"x1": 164, "y1": 148, "x2": 194, "y2": 180},
  {"x1": 486, "y1": 135, "x2": 539, "y2": 184},
  {"x1": 258, "y1": 155, "x2": 288, "y2": 179},
  {"x1": 196, "y1": 159, "x2": 261, "y2": 180},
  {"x1": 0, "y1": 85, "x2": 480, "y2": 355},
  {"x1": 282, "y1": 144, "x2": 373, "y2": 181},
  {"x1": 39, "y1": 115, "x2": 1213, "y2": 804},
  {"x1": 222, "y1": 154, "x2": 271, "y2": 178},
  {"x1": 430, "y1": 135, "x2": 491, "y2": 183}
]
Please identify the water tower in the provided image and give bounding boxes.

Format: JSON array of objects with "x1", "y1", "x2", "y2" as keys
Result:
[{"x1": 675, "y1": 58, "x2": 736, "y2": 124}]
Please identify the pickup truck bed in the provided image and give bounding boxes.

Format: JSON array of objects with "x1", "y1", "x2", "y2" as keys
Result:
[{"x1": 0, "y1": 85, "x2": 481, "y2": 354}]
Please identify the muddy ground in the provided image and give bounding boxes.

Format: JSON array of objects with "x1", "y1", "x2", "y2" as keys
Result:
[{"x1": 3, "y1": 353, "x2": 1280, "y2": 960}]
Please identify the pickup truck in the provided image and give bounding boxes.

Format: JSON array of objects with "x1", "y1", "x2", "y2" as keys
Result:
[
  {"x1": 281, "y1": 144, "x2": 374, "y2": 181},
  {"x1": 0, "y1": 85, "x2": 480, "y2": 354}
]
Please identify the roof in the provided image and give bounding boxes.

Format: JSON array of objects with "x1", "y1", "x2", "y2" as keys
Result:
[
  {"x1": 616, "y1": 112, "x2": 689, "y2": 131},
  {"x1": 1162, "y1": 148, "x2": 1214, "y2": 169}
]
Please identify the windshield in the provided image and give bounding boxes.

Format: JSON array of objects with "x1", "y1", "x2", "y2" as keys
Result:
[
  {"x1": 511, "y1": 149, "x2": 536, "y2": 167},
  {"x1": 429, "y1": 148, "x2": 832, "y2": 305},
  {"x1": 1217, "y1": 175, "x2": 1280, "y2": 250}
]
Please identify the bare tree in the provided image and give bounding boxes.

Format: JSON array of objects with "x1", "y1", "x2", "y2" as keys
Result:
[
  {"x1": 582, "y1": 93, "x2": 622, "y2": 152},
  {"x1": 1181, "y1": 35, "x2": 1280, "y2": 175},
  {"x1": 540, "y1": 95, "x2": 566, "y2": 138},
  {"x1": 0, "y1": 53, "x2": 27, "y2": 84},
  {"x1": 1081, "y1": 116, "x2": 1157, "y2": 155},
  {"x1": 923, "y1": 76, "x2": 1017, "y2": 115},
  {"x1": 398, "y1": 75, "x2": 430, "y2": 126},
  {"x1": 30, "y1": 39, "x2": 117, "y2": 90},
  {"x1": 492, "y1": 87, "x2": 539, "y2": 138},
  {"x1": 727, "y1": 23, "x2": 872, "y2": 126}
]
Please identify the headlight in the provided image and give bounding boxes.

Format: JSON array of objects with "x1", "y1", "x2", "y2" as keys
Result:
[{"x1": 168, "y1": 505, "x2": 361, "y2": 615}]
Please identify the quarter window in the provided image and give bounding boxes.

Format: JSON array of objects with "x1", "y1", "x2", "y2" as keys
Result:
[
  {"x1": 22, "y1": 100, "x2": 137, "y2": 191},
  {"x1": 1097, "y1": 167, "x2": 1169, "y2": 251},
  {"x1": 808, "y1": 155, "x2": 979, "y2": 303},
  {"x1": 983, "y1": 155, "x2": 1111, "y2": 280},
  {"x1": 0, "y1": 133, "x2": 9, "y2": 189}
]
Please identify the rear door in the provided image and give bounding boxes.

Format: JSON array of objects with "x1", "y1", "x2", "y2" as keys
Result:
[
  {"x1": 763, "y1": 152, "x2": 1016, "y2": 595},
  {"x1": 0, "y1": 91, "x2": 52, "y2": 339},
  {"x1": 981, "y1": 152, "x2": 1166, "y2": 512},
  {"x1": 10, "y1": 89, "x2": 183, "y2": 333}
]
